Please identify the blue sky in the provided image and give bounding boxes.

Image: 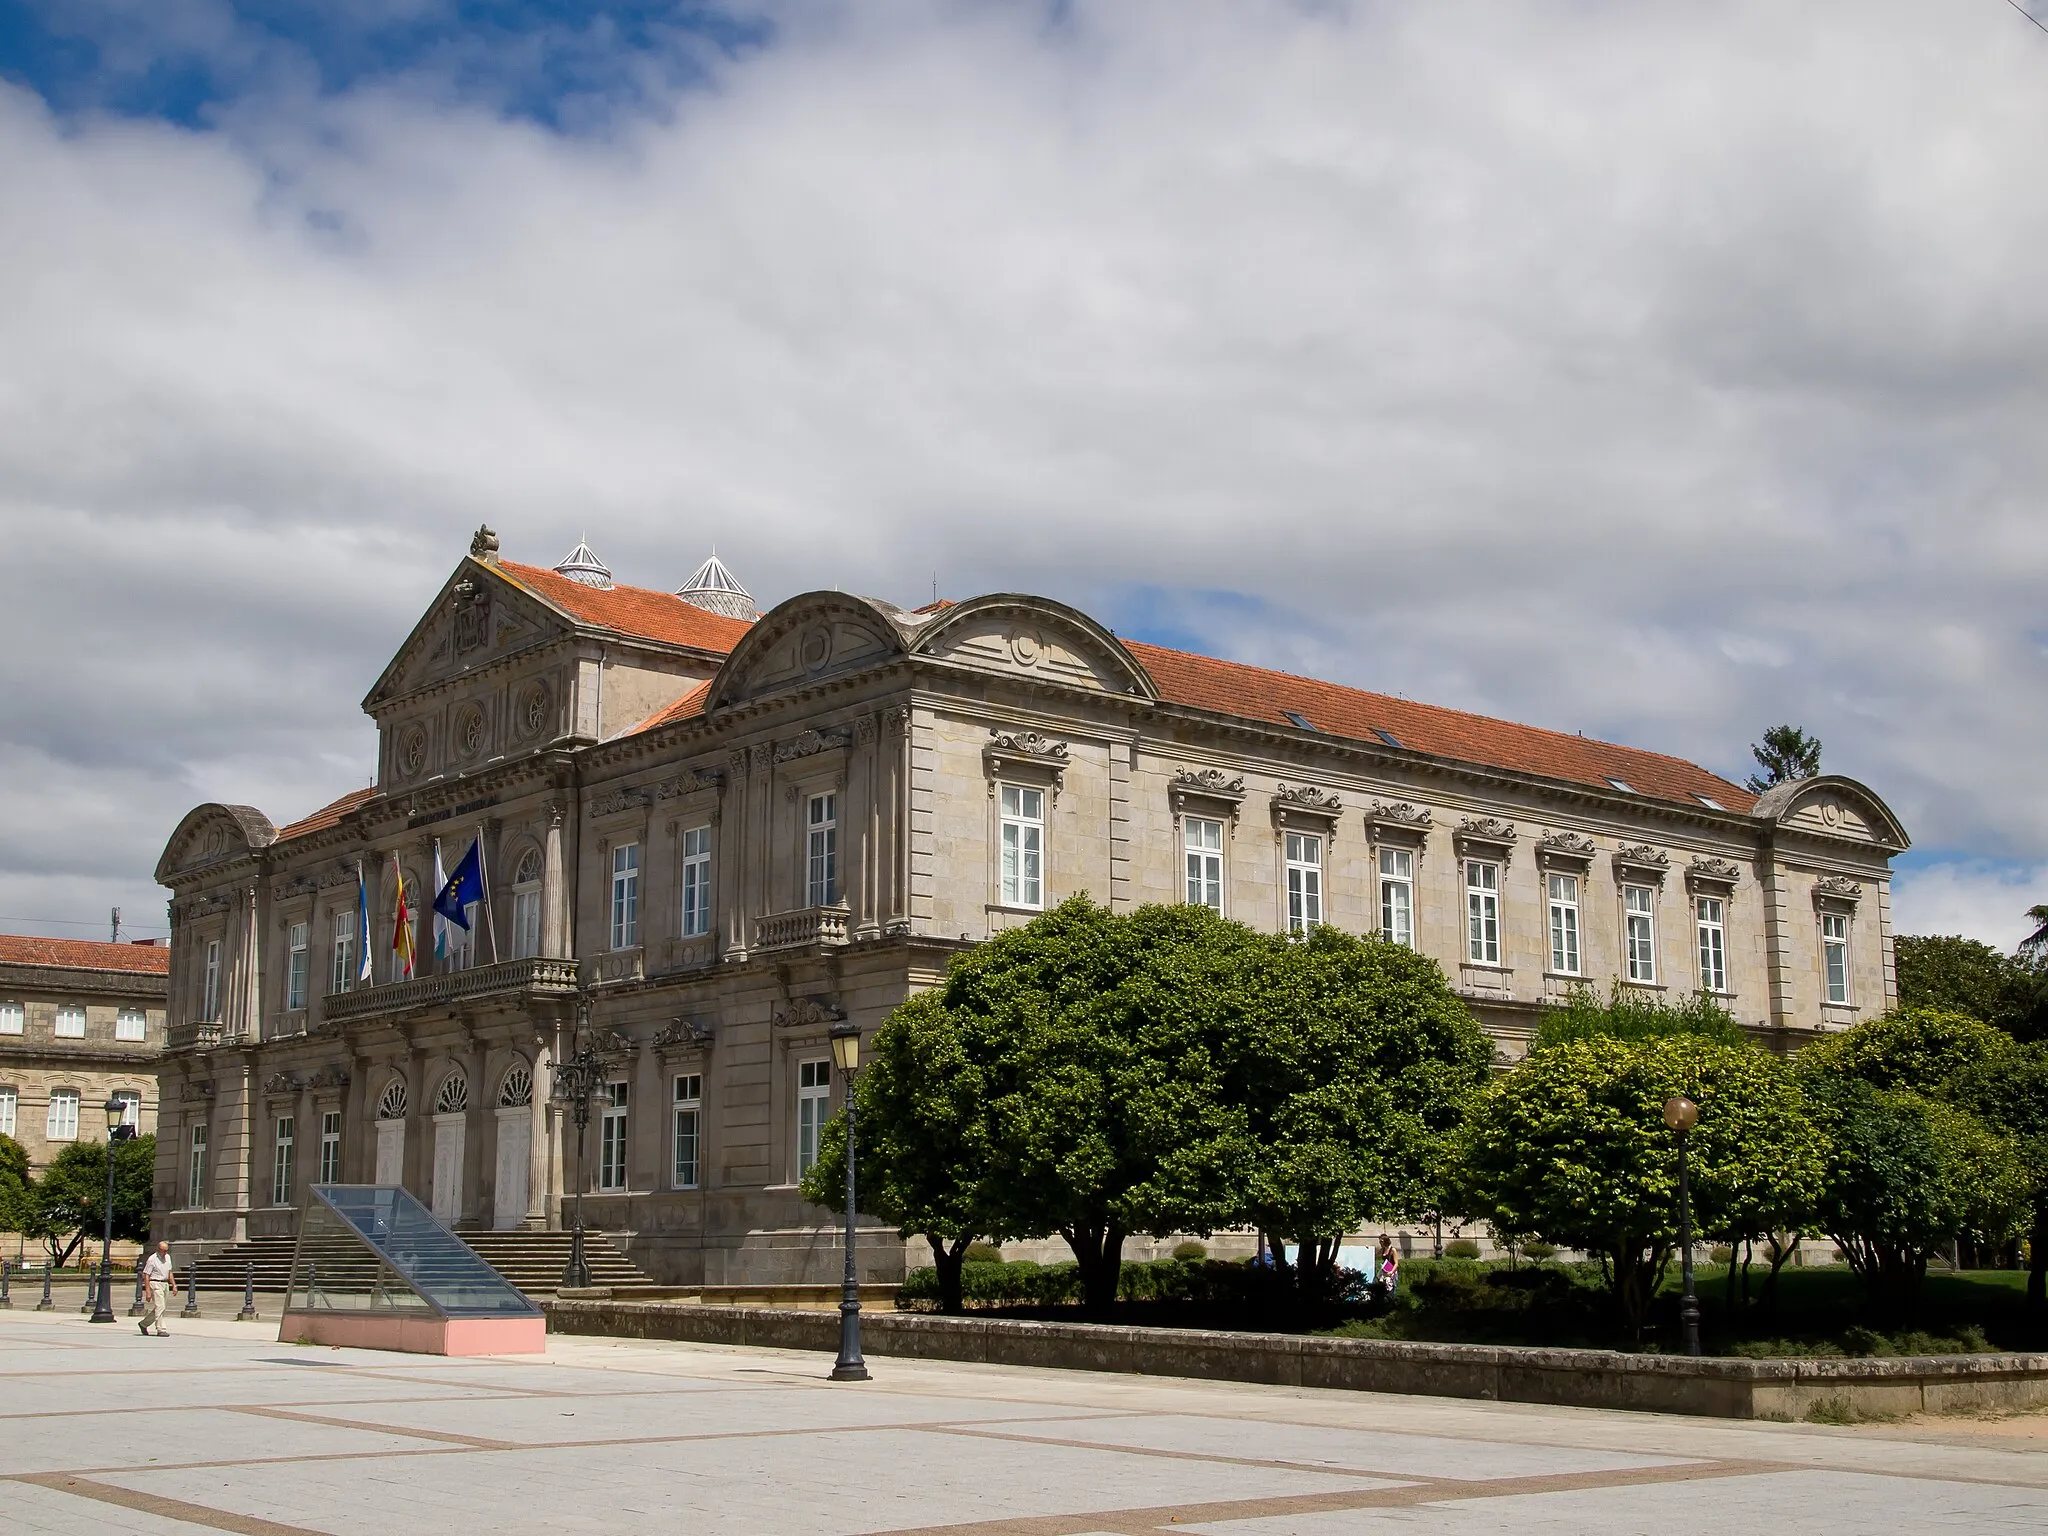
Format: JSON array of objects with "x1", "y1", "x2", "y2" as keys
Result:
[{"x1": 1, "y1": 2, "x2": 2044, "y2": 948}]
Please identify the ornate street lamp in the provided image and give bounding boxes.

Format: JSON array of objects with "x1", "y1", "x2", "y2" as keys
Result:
[
  {"x1": 828, "y1": 1021, "x2": 869, "y2": 1382},
  {"x1": 90, "y1": 1094, "x2": 137, "y2": 1324},
  {"x1": 550, "y1": 1017, "x2": 616, "y2": 1292},
  {"x1": 1663, "y1": 1095, "x2": 1701, "y2": 1357}
]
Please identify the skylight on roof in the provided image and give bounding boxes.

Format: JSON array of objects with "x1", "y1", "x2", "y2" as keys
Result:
[
  {"x1": 1695, "y1": 794, "x2": 1726, "y2": 811},
  {"x1": 1372, "y1": 728, "x2": 1403, "y2": 749},
  {"x1": 1283, "y1": 711, "x2": 1318, "y2": 732},
  {"x1": 1605, "y1": 777, "x2": 1634, "y2": 793}
]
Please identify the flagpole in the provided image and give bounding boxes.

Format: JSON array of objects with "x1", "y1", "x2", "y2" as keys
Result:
[{"x1": 477, "y1": 824, "x2": 500, "y2": 965}]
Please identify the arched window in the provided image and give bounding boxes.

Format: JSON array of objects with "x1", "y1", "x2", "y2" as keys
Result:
[
  {"x1": 512, "y1": 849, "x2": 543, "y2": 960},
  {"x1": 498, "y1": 1063, "x2": 533, "y2": 1109},
  {"x1": 434, "y1": 1072, "x2": 469, "y2": 1115},
  {"x1": 377, "y1": 1079, "x2": 408, "y2": 1120}
]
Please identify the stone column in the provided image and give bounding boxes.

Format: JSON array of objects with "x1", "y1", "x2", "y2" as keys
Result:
[
  {"x1": 402, "y1": 1044, "x2": 430, "y2": 1201},
  {"x1": 853, "y1": 714, "x2": 880, "y2": 940},
  {"x1": 723, "y1": 751, "x2": 749, "y2": 960},
  {"x1": 461, "y1": 1034, "x2": 489, "y2": 1228},
  {"x1": 527, "y1": 1036, "x2": 551, "y2": 1229},
  {"x1": 542, "y1": 804, "x2": 568, "y2": 960}
]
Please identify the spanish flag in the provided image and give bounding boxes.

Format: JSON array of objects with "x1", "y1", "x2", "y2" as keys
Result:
[{"x1": 391, "y1": 853, "x2": 417, "y2": 980}]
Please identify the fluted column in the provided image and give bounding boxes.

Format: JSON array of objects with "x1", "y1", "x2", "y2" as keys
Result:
[{"x1": 541, "y1": 804, "x2": 567, "y2": 959}]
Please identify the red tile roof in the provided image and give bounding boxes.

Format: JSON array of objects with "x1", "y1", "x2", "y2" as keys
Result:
[
  {"x1": 275, "y1": 787, "x2": 378, "y2": 842},
  {"x1": 0, "y1": 935, "x2": 171, "y2": 974},
  {"x1": 630, "y1": 679, "x2": 714, "y2": 736},
  {"x1": 498, "y1": 561, "x2": 753, "y2": 655},
  {"x1": 1125, "y1": 641, "x2": 1755, "y2": 813}
]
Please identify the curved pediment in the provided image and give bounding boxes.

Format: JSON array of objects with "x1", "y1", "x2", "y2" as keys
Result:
[
  {"x1": 1751, "y1": 775, "x2": 1910, "y2": 850},
  {"x1": 157, "y1": 803, "x2": 278, "y2": 884},
  {"x1": 909, "y1": 595, "x2": 1159, "y2": 700},
  {"x1": 704, "y1": 593, "x2": 911, "y2": 712}
]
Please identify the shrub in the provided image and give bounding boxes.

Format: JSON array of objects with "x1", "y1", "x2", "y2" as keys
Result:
[
  {"x1": 1171, "y1": 1241, "x2": 1209, "y2": 1262},
  {"x1": 1443, "y1": 1238, "x2": 1482, "y2": 1260},
  {"x1": 962, "y1": 1241, "x2": 1005, "y2": 1263},
  {"x1": 1521, "y1": 1241, "x2": 1557, "y2": 1261},
  {"x1": 1708, "y1": 1245, "x2": 1734, "y2": 1266}
]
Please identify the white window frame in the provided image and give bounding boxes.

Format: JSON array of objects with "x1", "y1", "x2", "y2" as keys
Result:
[
  {"x1": 47, "y1": 1087, "x2": 79, "y2": 1142},
  {"x1": 1184, "y1": 816, "x2": 1224, "y2": 914},
  {"x1": 0, "y1": 1001, "x2": 19, "y2": 1035},
  {"x1": 1000, "y1": 784, "x2": 1046, "y2": 909},
  {"x1": 319, "y1": 1111, "x2": 342, "y2": 1185},
  {"x1": 1466, "y1": 860, "x2": 1501, "y2": 965},
  {"x1": 54, "y1": 1004, "x2": 86, "y2": 1040},
  {"x1": 112, "y1": 1090, "x2": 140, "y2": 1130},
  {"x1": 1822, "y1": 910, "x2": 1851, "y2": 1005},
  {"x1": 1285, "y1": 831, "x2": 1323, "y2": 934},
  {"x1": 1696, "y1": 895, "x2": 1728, "y2": 994},
  {"x1": 0, "y1": 1085, "x2": 14, "y2": 1137},
  {"x1": 331, "y1": 910, "x2": 357, "y2": 996},
  {"x1": 598, "y1": 1081, "x2": 629, "y2": 1192},
  {"x1": 1547, "y1": 873, "x2": 1581, "y2": 975},
  {"x1": 286, "y1": 921, "x2": 309, "y2": 1012},
  {"x1": 512, "y1": 850, "x2": 543, "y2": 960},
  {"x1": 188, "y1": 1123, "x2": 209, "y2": 1208},
  {"x1": 610, "y1": 843, "x2": 641, "y2": 951},
  {"x1": 114, "y1": 1006, "x2": 147, "y2": 1043},
  {"x1": 273, "y1": 1116, "x2": 295, "y2": 1207},
  {"x1": 807, "y1": 793, "x2": 839, "y2": 908},
  {"x1": 796, "y1": 1058, "x2": 831, "y2": 1179},
  {"x1": 672, "y1": 1073, "x2": 702, "y2": 1190},
  {"x1": 1379, "y1": 847, "x2": 1414, "y2": 947},
  {"x1": 681, "y1": 825, "x2": 713, "y2": 938},
  {"x1": 201, "y1": 939, "x2": 222, "y2": 1021},
  {"x1": 1624, "y1": 884, "x2": 1658, "y2": 984}
]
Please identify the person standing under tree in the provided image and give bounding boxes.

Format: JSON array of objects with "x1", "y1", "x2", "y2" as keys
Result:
[
  {"x1": 139, "y1": 1241, "x2": 175, "y2": 1337},
  {"x1": 1377, "y1": 1234, "x2": 1400, "y2": 1298}
]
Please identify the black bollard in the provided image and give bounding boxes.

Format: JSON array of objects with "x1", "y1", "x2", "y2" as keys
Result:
[
  {"x1": 181, "y1": 1262, "x2": 200, "y2": 1318},
  {"x1": 0, "y1": 1258, "x2": 10, "y2": 1309},
  {"x1": 37, "y1": 1263, "x2": 53, "y2": 1311},
  {"x1": 129, "y1": 1265, "x2": 146, "y2": 1317},
  {"x1": 237, "y1": 1262, "x2": 257, "y2": 1321},
  {"x1": 80, "y1": 1261, "x2": 99, "y2": 1313}
]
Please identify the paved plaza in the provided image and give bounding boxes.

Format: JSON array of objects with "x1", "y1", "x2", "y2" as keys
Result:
[{"x1": 3, "y1": 1307, "x2": 2048, "y2": 1535}]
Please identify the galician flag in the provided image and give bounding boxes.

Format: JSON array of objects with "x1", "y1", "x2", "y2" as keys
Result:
[
  {"x1": 432, "y1": 840, "x2": 450, "y2": 962},
  {"x1": 391, "y1": 853, "x2": 418, "y2": 981}
]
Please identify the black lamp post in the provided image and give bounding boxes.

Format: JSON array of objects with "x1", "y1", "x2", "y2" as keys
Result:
[
  {"x1": 90, "y1": 1094, "x2": 137, "y2": 1324},
  {"x1": 550, "y1": 1038, "x2": 609, "y2": 1292},
  {"x1": 1663, "y1": 1095, "x2": 1701, "y2": 1357},
  {"x1": 828, "y1": 1021, "x2": 869, "y2": 1382}
]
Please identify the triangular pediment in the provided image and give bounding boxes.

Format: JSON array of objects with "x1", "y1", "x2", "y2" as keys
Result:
[{"x1": 364, "y1": 559, "x2": 567, "y2": 714}]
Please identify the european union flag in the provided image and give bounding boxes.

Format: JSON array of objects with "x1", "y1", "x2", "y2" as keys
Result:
[{"x1": 434, "y1": 839, "x2": 484, "y2": 928}]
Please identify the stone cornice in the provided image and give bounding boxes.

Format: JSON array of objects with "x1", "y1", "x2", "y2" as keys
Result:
[{"x1": 0, "y1": 965, "x2": 168, "y2": 1001}]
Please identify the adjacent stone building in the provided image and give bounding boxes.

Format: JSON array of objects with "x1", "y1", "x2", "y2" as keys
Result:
[
  {"x1": 0, "y1": 935, "x2": 168, "y2": 1177},
  {"x1": 151, "y1": 529, "x2": 1908, "y2": 1282}
]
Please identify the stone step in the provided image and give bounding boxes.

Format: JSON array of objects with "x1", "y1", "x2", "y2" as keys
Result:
[{"x1": 187, "y1": 1228, "x2": 653, "y2": 1296}]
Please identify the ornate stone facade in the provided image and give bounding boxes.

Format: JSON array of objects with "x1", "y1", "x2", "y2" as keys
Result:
[{"x1": 152, "y1": 535, "x2": 1908, "y2": 1283}]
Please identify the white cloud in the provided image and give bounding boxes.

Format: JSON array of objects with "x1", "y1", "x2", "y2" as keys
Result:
[
  {"x1": 2, "y1": 2, "x2": 2047, "y2": 934},
  {"x1": 1890, "y1": 862, "x2": 2048, "y2": 952}
]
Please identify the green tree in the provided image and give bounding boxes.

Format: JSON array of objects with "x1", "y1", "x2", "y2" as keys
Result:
[
  {"x1": 950, "y1": 897, "x2": 1261, "y2": 1316},
  {"x1": 1795, "y1": 1006, "x2": 2013, "y2": 1094},
  {"x1": 1952, "y1": 1041, "x2": 2048, "y2": 1313},
  {"x1": 1893, "y1": 935, "x2": 2048, "y2": 1043},
  {"x1": 1457, "y1": 1035, "x2": 1823, "y2": 1333},
  {"x1": 28, "y1": 1135, "x2": 156, "y2": 1268},
  {"x1": 1744, "y1": 724, "x2": 1822, "y2": 794},
  {"x1": 2021, "y1": 904, "x2": 2048, "y2": 961},
  {"x1": 0, "y1": 1132, "x2": 29, "y2": 1235},
  {"x1": 1234, "y1": 927, "x2": 1491, "y2": 1296},
  {"x1": 1533, "y1": 983, "x2": 1749, "y2": 1051},
  {"x1": 799, "y1": 993, "x2": 998, "y2": 1314}
]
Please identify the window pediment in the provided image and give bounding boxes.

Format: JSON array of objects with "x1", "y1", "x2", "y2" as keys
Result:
[
  {"x1": 1536, "y1": 830, "x2": 1596, "y2": 871},
  {"x1": 985, "y1": 729, "x2": 1069, "y2": 800},
  {"x1": 1170, "y1": 768, "x2": 1247, "y2": 825},
  {"x1": 1367, "y1": 800, "x2": 1433, "y2": 847},
  {"x1": 1613, "y1": 844, "x2": 1671, "y2": 884},
  {"x1": 1686, "y1": 856, "x2": 1743, "y2": 893},
  {"x1": 1455, "y1": 816, "x2": 1518, "y2": 864}
]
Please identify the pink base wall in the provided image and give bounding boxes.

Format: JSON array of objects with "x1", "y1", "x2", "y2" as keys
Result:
[{"x1": 279, "y1": 1310, "x2": 547, "y2": 1357}]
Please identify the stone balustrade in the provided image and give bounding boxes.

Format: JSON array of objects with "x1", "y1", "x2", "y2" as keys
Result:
[
  {"x1": 753, "y1": 904, "x2": 851, "y2": 953},
  {"x1": 319, "y1": 955, "x2": 580, "y2": 1022}
]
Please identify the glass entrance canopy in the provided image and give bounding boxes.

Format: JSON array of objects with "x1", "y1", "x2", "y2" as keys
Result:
[{"x1": 287, "y1": 1185, "x2": 542, "y2": 1320}]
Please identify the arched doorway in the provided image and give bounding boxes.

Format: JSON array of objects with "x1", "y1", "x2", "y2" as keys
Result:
[
  {"x1": 431, "y1": 1071, "x2": 469, "y2": 1225},
  {"x1": 493, "y1": 1062, "x2": 534, "y2": 1230},
  {"x1": 374, "y1": 1078, "x2": 408, "y2": 1186}
]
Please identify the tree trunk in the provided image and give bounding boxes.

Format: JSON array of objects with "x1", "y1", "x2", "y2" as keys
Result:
[
  {"x1": 928, "y1": 1234, "x2": 971, "y2": 1316},
  {"x1": 2029, "y1": 1197, "x2": 2047, "y2": 1316},
  {"x1": 1060, "y1": 1223, "x2": 1126, "y2": 1317}
]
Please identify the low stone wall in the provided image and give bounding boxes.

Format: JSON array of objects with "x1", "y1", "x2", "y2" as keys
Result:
[{"x1": 543, "y1": 1298, "x2": 2048, "y2": 1421}]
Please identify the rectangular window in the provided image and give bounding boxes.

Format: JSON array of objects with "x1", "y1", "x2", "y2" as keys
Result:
[
  {"x1": 47, "y1": 1087, "x2": 79, "y2": 1141},
  {"x1": 1466, "y1": 861, "x2": 1501, "y2": 965},
  {"x1": 331, "y1": 911, "x2": 357, "y2": 995},
  {"x1": 1184, "y1": 816, "x2": 1224, "y2": 913},
  {"x1": 1285, "y1": 832, "x2": 1323, "y2": 934},
  {"x1": 286, "y1": 922, "x2": 309, "y2": 1011},
  {"x1": 319, "y1": 1111, "x2": 342, "y2": 1186},
  {"x1": 681, "y1": 826, "x2": 713, "y2": 938},
  {"x1": 54, "y1": 1004, "x2": 86, "y2": 1039},
  {"x1": 273, "y1": 1116, "x2": 295, "y2": 1207},
  {"x1": 0, "y1": 1086, "x2": 13, "y2": 1137},
  {"x1": 116, "y1": 1005, "x2": 147, "y2": 1042},
  {"x1": 598, "y1": 1081, "x2": 628, "y2": 1191},
  {"x1": 807, "y1": 793, "x2": 840, "y2": 907},
  {"x1": 1625, "y1": 885, "x2": 1658, "y2": 983},
  {"x1": 513, "y1": 885, "x2": 542, "y2": 960},
  {"x1": 1379, "y1": 847, "x2": 1414, "y2": 946},
  {"x1": 188, "y1": 1124, "x2": 209, "y2": 1208},
  {"x1": 0, "y1": 1002, "x2": 19, "y2": 1035},
  {"x1": 202, "y1": 940, "x2": 222, "y2": 1020},
  {"x1": 1547, "y1": 873, "x2": 1581, "y2": 975},
  {"x1": 1823, "y1": 911, "x2": 1851, "y2": 1004},
  {"x1": 1000, "y1": 785, "x2": 1045, "y2": 909},
  {"x1": 112, "y1": 1090, "x2": 140, "y2": 1130},
  {"x1": 1697, "y1": 896, "x2": 1728, "y2": 994},
  {"x1": 672, "y1": 1073, "x2": 703, "y2": 1190},
  {"x1": 610, "y1": 844, "x2": 641, "y2": 951},
  {"x1": 796, "y1": 1058, "x2": 831, "y2": 1179}
]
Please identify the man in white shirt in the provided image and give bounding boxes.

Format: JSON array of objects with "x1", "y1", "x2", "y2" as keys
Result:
[{"x1": 139, "y1": 1242, "x2": 175, "y2": 1337}]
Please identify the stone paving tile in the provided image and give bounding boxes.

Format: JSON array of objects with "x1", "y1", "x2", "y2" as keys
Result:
[
  {"x1": 977, "y1": 1412, "x2": 1694, "y2": 1481},
  {"x1": 1, "y1": 1478, "x2": 230, "y2": 1536},
  {"x1": 0, "y1": 1405, "x2": 447, "y2": 1477}
]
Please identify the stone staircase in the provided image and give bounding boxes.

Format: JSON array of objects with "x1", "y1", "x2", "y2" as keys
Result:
[{"x1": 188, "y1": 1228, "x2": 650, "y2": 1299}]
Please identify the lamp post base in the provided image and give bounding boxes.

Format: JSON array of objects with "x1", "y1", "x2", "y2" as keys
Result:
[
  {"x1": 830, "y1": 1298, "x2": 869, "y2": 1381},
  {"x1": 89, "y1": 1268, "x2": 116, "y2": 1324}
]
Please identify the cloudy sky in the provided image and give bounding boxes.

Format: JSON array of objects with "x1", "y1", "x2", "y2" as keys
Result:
[{"x1": 3, "y1": 1, "x2": 2044, "y2": 948}]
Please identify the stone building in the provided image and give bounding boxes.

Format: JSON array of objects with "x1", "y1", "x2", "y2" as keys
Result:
[
  {"x1": 0, "y1": 935, "x2": 168, "y2": 1178},
  {"x1": 151, "y1": 529, "x2": 1908, "y2": 1282}
]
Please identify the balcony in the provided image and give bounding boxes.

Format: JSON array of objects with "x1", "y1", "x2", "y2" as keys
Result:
[
  {"x1": 753, "y1": 904, "x2": 851, "y2": 954},
  {"x1": 320, "y1": 955, "x2": 580, "y2": 1024},
  {"x1": 166, "y1": 1020, "x2": 251, "y2": 1052}
]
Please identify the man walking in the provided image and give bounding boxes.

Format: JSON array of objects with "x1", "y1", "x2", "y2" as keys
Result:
[{"x1": 139, "y1": 1241, "x2": 175, "y2": 1337}]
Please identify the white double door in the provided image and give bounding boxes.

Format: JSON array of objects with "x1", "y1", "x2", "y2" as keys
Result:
[
  {"x1": 431, "y1": 1112, "x2": 466, "y2": 1225},
  {"x1": 374, "y1": 1119, "x2": 405, "y2": 1187},
  {"x1": 493, "y1": 1108, "x2": 530, "y2": 1230}
]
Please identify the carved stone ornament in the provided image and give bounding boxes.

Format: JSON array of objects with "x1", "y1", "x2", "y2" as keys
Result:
[
  {"x1": 274, "y1": 875, "x2": 318, "y2": 900},
  {"x1": 749, "y1": 743, "x2": 773, "y2": 775},
  {"x1": 1614, "y1": 843, "x2": 1671, "y2": 870},
  {"x1": 1813, "y1": 874, "x2": 1864, "y2": 902},
  {"x1": 469, "y1": 524, "x2": 500, "y2": 562},
  {"x1": 518, "y1": 682, "x2": 550, "y2": 739},
  {"x1": 398, "y1": 725, "x2": 428, "y2": 778},
  {"x1": 1170, "y1": 768, "x2": 1247, "y2": 822},
  {"x1": 180, "y1": 1080, "x2": 215, "y2": 1102},
  {"x1": 305, "y1": 1063, "x2": 351, "y2": 1090},
  {"x1": 1368, "y1": 801, "x2": 1434, "y2": 838},
  {"x1": 450, "y1": 579, "x2": 491, "y2": 656},
  {"x1": 588, "y1": 785, "x2": 654, "y2": 818},
  {"x1": 593, "y1": 1028, "x2": 635, "y2": 1058},
  {"x1": 987, "y1": 729, "x2": 1069, "y2": 761},
  {"x1": 653, "y1": 768, "x2": 725, "y2": 801},
  {"x1": 1274, "y1": 785, "x2": 1344, "y2": 813},
  {"x1": 1456, "y1": 816, "x2": 1518, "y2": 845},
  {"x1": 263, "y1": 1071, "x2": 301, "y2": 1095},
  {"x1": 772, "y1": 996, "x2": 846, "y2": 1030},
  {"x1": 318, "y1": 864, "x2": 359, "y2": 889},
  {"x1": 454, "y1": 705, "x2": 487, "y2": 759},
  {"x1": 855, "y1": 713, "x2": 878, "y2": 745},
  {"x1": 651, "y1": 1018, "x2": 715, "y2": 1051},
  {"x1": 775, "y1": 726, "x2": 852, "y2": 763},
  {"x1": 985, "y1": 728, "x2": 1069, "y2": 799},
  {"x1": 1537, "y1": 830, "x2": 1597, "y2": 866},
  {"x1": 1687, "y1": 856, "x2": 1744, "y2": 889}
]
